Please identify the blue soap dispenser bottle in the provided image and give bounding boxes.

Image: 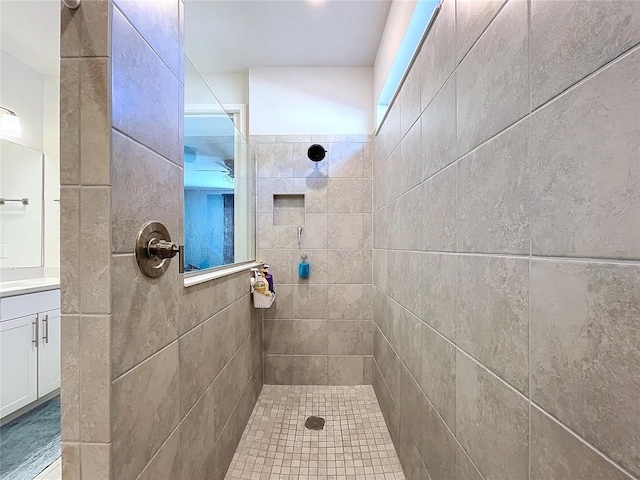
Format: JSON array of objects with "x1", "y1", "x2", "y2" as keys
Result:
[{"x1": 298, "y1": 253, "x2": 310, "y2": 279}]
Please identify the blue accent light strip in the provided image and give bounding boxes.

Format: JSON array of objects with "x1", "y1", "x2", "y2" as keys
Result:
[{"x1": 376, "y1": 0, "x2": 440, "y2": 128}]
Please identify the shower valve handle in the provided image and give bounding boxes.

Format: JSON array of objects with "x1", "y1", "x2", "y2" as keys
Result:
[
  {"x1": 147, "y1": 238, "x2": 180, "y2": 260},
  {"x1": 135, "y1": 221, "x2": 184, "y2": 277}
]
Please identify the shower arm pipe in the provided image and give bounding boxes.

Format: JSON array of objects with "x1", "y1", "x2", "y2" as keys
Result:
[{"x1": 62, "y1": 0, "x2": 81, "y2": 9}]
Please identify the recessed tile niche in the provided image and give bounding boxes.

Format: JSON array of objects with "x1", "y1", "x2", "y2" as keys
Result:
[{"x1": 273, "y1": 194, "x2": 305, "y2": 225}]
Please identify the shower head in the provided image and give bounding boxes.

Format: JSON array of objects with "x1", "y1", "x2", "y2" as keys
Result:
[{"x1": 307, "y1": 144, "x2": 326, "y2": 162}]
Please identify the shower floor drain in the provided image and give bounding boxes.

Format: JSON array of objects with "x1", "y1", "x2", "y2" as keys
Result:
[{"x1": 305, "y1": 416, "x2": 325, "y2": 430}]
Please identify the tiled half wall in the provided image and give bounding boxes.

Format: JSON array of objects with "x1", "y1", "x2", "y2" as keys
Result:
[{"x1": 59, "y1": 2, "x2": 262, "y2": 479}]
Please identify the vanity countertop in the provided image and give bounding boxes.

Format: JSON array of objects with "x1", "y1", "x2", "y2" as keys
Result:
[{"x1": 0, "y1": 277, "x2": 61, "y2": 298}]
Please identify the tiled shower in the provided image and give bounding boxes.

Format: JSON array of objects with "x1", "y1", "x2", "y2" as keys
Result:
[
  {"x1": 58, "y1": 0, "x2": 639, "y2": 479},
  {"x1": 255, "y1": 135, "x2": 374, "y2": 386}
]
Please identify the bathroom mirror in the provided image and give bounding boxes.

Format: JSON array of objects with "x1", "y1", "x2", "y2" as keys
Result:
[{"x1": 0, "y1": 139, "x2": 44, "y2": 269}]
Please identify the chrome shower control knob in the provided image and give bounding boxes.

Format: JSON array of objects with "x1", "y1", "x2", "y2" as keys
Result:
[
  {"x1": 135, "y1": 221, "x2": 184, "y2": 278},
  {"x1": 147, "y1": 238, "x2": 180, "y2": 260}
]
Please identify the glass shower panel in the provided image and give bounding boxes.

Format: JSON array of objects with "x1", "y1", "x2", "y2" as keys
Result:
[{"x1": 183, "y1": 57, "x2": 256, "y2": 273}]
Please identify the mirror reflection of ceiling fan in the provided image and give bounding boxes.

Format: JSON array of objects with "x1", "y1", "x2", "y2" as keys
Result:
[{"x1": 196, "y1": 158, "x2": 235, "y2": 183}]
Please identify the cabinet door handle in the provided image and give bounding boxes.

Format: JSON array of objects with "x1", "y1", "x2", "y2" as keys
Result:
[
  {"x1": 42, "y1": 314, "x2": 49, "y2": 344},
  {"x1": 32, "y1": 315, "x2": 39, "y2": 348}
]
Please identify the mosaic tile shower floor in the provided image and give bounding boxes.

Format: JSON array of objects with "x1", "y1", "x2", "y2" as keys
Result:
[{"x1": 225, "y1": 385, "x2": 406, "y2": 480}]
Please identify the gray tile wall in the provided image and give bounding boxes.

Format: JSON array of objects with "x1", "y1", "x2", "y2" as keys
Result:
[
  {"x1": 60, "y1": 2, "x2": 262, "y2": 479},
  {"x1": 254, "y1": 135, "x2": 374, "y2": 385},
  {"x1": 372, "y1": 0, "x2": 640, "y2": 479}
]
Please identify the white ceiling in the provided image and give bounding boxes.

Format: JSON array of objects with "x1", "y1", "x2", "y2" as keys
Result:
[
  {"x1": 0, "y1": 1, "x2": 60, "y2": 75},
  {"x1": 184, "y1": 0, "x2": 392, "y2": 74},
  {"x1": 0, "y1": 0, "x2": 391, "y2": 76}
]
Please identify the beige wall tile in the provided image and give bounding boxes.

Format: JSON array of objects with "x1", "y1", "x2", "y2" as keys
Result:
[
  {"x1": 420, "y1": 253, "x2": 457, "y2": 341},
  {"x1": 257, "y1": 142, "x2": 293, "y2": 178},
  {"x1": 79, "y1": 316, "x2": 111, "y2": 443},
  {"x1": 257, "y1": 214, "x2": 297, "y2": 249},
  {"x1": 179, "y1": 383, "x2": 216, "y2": 479},
  {"x1": 111, "y1": 254, "x2": 180, "y2": 378},
  {"x1": 294, "y1": 177, "x2": 328, "y2": 213},
  {"x1": 328, "y1": 143, "x2": 364, "y2": 177},
  {"x1": 456, "y1": 0, "x2": 529, "y2": 155},
  {"x1": 61, "y1": 315, "x2": 80, "y2": 442},
  {"x1": 257, "y1": 177, "x2": 293, "y2": 213},
  {"x1": 80, "y1": 443, "x2": 110, "y2": 480},
  {"x1": 213, "y1": 308, "x2": 237, "y2": 373},
  {"x1": 419, "y1": 0, "x2": 456, "y2": 109},
  {"x1": 530, "y1": 48, "x2": 640, "y2": 260},
  {"x1": 421, "y1": 75, "x2": 456, "y2": 181},
  {"x1": 327, "y1": 249, "x2": 363, "y2": 284},
  {"x1": 530, "y1": 406, "x2": 633, "y2": 480},
  {"x1": 457, "y1": 255, "x2": 530, "y2": 394},
  {"x1": 60, "y1": 187, "x2": 80, "y2": 314},
  {"x1": 373, "y1": 360, "x2": 401, "y2": 444},
  {"x1": 292, "y1": 320, "x2": 329, "y2": 355},
  {"x1": 137, "y1": 429, "x2": 180, "y2": 480},
  {"x1": 456, "y1": 352, "x2": 529, "y2": 480},
  {"x1": 113, "y1": 0, "x2": 182, "y2": 78},
  {"x1": 530, "y1": 0, "x2": 640, "y2": 108},
  {"x1": 400, "y1": 64, "x2": 421, "y2": 137},
  {"x1": 264, "y1": 355, "x2": 293, "y2": 384},
  {"x1": 78, "y1": 0, "x2": 110, "y2": 57},
  {"x1": 328, "y1": 356, "x2": 364, "y2": 385},
  {"x1": 399, "y1": 366, "x2": 423, "y2": 449},
  {"x1": 373, "y1": 329, "x2": 402, "y2": 404},
  {"x1": 179, "y1": 314, "x2": 216, "y2": 417},
  {"x1": 60, "y1": 59, "x2": 80, "y2": 185},
  {"x1": 180, "y1": 275, "x2": 236, "y2": 334},
  {"x1": 531, "y1": 260, "x2": 640, "y2": 476},
  {"x1": 395, "y1": 308, "x2": 422, "y2": 381},
  {"x1": 328, "y1": 213, "x2": 364, "y2": 249},
  {"x1": 112, "y1": 7, "x2": 181, "y2": 165},
  {"x1": 398, "y1": 419, "x2": 425, "y2": 479},
  {"x1": 420, "y1": 323, "x2": 456, "y2": 430},
  {"x1": 328, "y1": 284, "x2": 363, "y2": 320},
  {"x1": 419, "y1": 168, "x2": 457, "y2": 252},
  {"x1": 111, "y1": 131, "x2": 183, "y2": 254},
  {"x1": 457, "y1": 120, "x2": 529, "y2": 254},
  {"x1": 263, "y1": 320, "x2": 294, "y2": 354},
  {"x1": 328, "y1": 178, "x2": 365, "y2": 213},
  {"x1": 111, "y1": 342, "x2": 180, "y2": 480},
  {"x1": 399, "y1": 117, "x2": 422, "y2": 194},
  {"x1": 455, "y1": 443, "x2": 484, "y2": 480},
  {"x1": 213, "y1": 341, "x2": 251, "y2": 441},
  {"x1": 421, "y1": 392, "x2": 457, "y2": 480},
  {"x1": 61, "y1": 442, "x2": 80, "y2": 480},
  {"x1": 79, "y1": 187, "x2": 111, "y2": 314},
  {"x1": 363, "y1": 356, "x2": 374, "y2": 384},
  {"x1": 292, "y1": 284, "x2": 328, "y2": 319},
  {"x1": 263, "y1": 284, "x2": 293, "y2": 319},
  {"x1": 327, "y1": 321, "x2": 364, "y2": 355},
  {"x1": 456, "y1": 0, "x2": 505, "y2": 63},
  {"x1": 80, "y1": 58, "x2": 110, "y2": 186},
  {"x1": 291, "y1": 355, "x2": 328, "y2": 385}
]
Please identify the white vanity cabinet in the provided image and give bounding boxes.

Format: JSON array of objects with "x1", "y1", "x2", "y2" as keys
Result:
[
  {"x1": 37, "y1": 308, "x2": 61, "y2": 396},
  {"x1": 0, "y1": 288, "x2": 61, "y2": 419},
  {"x1": 0, "y1": 314, "x2": 38, "y2": 417}
]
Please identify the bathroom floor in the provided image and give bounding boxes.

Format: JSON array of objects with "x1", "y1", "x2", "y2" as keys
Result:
[
  {"x1": 0, "y1": 397, "x2": 61, "y2": 480},
  {"x1": 225, "y1": 385, "x2": 405, "y2": 480}
]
